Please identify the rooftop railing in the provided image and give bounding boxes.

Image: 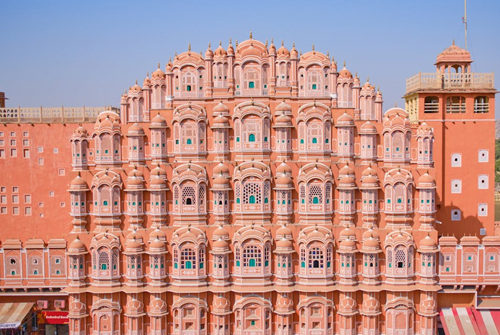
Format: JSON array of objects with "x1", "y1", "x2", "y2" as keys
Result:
[
  {"x1": 0, "y1": 106, "x2": 119, "y2": 124},
  {"x1": 405, "y1": 72, "x2": 494, "y2": 94}
]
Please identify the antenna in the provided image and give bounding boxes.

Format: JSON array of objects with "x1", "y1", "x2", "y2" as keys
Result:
[{"x1": 463, "y1": 0, "x2": 468, "y2": 50}]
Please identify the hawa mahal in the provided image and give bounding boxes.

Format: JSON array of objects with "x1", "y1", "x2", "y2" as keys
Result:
[{"x1": 0, "y1": 35, "x2": 497, "y2": 335}]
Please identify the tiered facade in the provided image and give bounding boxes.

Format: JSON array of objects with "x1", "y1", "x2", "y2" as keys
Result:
[{"x1": 0, "y1": 37, "x2": 496, "y2": 335}]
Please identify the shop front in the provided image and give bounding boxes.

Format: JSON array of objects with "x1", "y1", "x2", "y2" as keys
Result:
[
  {"x1": 39, "y1": 312, "x2": 69, "y2": 335},
  {"x1": 0, "y1": 303, "x2": 35, "y2": 335}
]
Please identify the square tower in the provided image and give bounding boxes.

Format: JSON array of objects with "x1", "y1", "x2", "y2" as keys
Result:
[{"x1": 404, "y1": 42, "x2": 497, "y2": 236}]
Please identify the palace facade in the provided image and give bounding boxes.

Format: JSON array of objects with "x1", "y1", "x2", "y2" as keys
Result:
[{"x1": 0, "y1": 36, "x2": 497, "y2": 335}]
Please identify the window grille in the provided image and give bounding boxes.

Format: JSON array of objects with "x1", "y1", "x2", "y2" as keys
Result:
[
  {"x1": 182, "y1": 186, "x2": 196, "y2": 205},
  {"x1": 243, "y1": 183, "x2": 261, "y2": 204},
  {"x1": 243, "y1": 245, "x2": 262, "y2": 267},
  {"x1": 308, "y1": 185, "x2": 323, "y2": 204},
  {"x1": 309, "y1": 247, "x2": 324, "y2": 268},
  {"x1": 181, "y1": 248, "x2": 196, "y2": 269}
]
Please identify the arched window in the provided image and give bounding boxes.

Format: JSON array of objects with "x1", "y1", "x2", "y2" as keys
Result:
[
  {"x1": 243, "y1": 183, "x2": 261, "y2": 204},
  {"x1": 182, "y1": 186, "x2": 196, "y2": 206},
  {"x1": 99, "y1": 250, "x2": 109, "y2": 271},
  {"x1": 181, "y1": 248, "x2": 196, "y2": 269},
  {"x1": 243, "y1": 245, "x2": 262, "y2": 267},
  {"x1": 249, "y1": 133, "x2": 256, "y2": 142},
  {"x1": 309, "y1": 248, "x2": 324, "y2": 268}
]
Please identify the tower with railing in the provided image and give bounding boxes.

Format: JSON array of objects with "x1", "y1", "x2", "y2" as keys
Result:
[{"x1": 404, "y1": 41, "x2": 496, "y2": 237}]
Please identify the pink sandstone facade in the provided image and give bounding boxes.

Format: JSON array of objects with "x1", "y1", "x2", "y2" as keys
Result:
[{"x1": 0, "y1": 36, "x2": 497, "y2": 335}]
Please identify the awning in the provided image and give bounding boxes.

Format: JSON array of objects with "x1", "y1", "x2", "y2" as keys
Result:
[
  {"x1": 440, "y1": 307, "x2": 500, "y2": 335},
  {"x1": 0, "y1": 302, "x2": 34, "y2": 329}
]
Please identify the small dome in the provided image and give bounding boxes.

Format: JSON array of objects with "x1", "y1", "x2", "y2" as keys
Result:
[
  {"x1": 420, "y1": 235, "x2": 437, "y2": 248},
  {"x1": 276, "y1": 175, "x2": 293, "y2": 187},
  {"x1": 276, "y1": 224, "x2": 292, "y2": 237},
  {"x1": 276, "y1": 162, "x2": 292, "y2": 175},
  {"x1": 360, "y1": 121, "x2": 377, "y2": 134},
  {"x1": 363, "y1": 236, "x2": 380, "y2": 249},
  {"x1": 213, "y1": 162, "x2": 230, "y2": 176},
  {"x1": 213, "y1": 225, "x2": 229, "y2": 239},
  {"x1": 361, "y1": 165, "x2": 377, "y2": 177},
  {"x1": 340, "y1": 227, "x2": 356, "y2": 240},
  {"x1": 214, "y1": 42, "x2": 227, "y2": 57},
  {"x1": 152, "y1": 64, "x2": 165, "y2": 79},
  {"x1": 149, "y1": 238, "x2": 165, "y2": 250},
  {"x1": 275, "y1": 112, "x2": 292, "y2": 125},
  {"x1": 362, "y1": 228, "x2": 379, "y2": 240},
  {"x1": 213, "y1": 176, "x2": 230, "y2": 186},
  {"x1": 128, "y1": 123, "x2": 145, "y2": 135},
  {"x1": 69, "y1": 237, "x2": 86, "y2": 251},
  {"x1": 205, "y1": 44, "x2": 214, "y2": 58},
  {"x1": 339, "y1": 176, "x2": 355, "y2": 186},
  {"x1": 213, "y1": 114, "x2": 230, "y2": 126},
  {"x1": 337, "y1": 112, "x2": 354, "y2": 125},
  {"x1": 339, "y1": 164, "x2": 355, "y2": 176},
  {"x1": 126, "y1": 239, "x2": 142, "y2": 250},
  {"x1": 70, "y1": 175, "x2": 88, "y2": 187},
  {"x1": 276, "y1": 238, "x2": 292, "y2": 249},
  {"x1": 143, "y1": 76, "x2": 151, "y2": 87},
  {"x1": 275, "y1": 101, "x2": 292, "y2": 113},
  {"x1": 340, "y1": 237, "x2": 356, "y2": 248},
  {"x1": 150, "y1": 175, "x2": 167, "y2": 187},
  {"x1": 213, "y1": 237, "x2": 229, "y2": 249},
  {"x1": 339, "y1": 65, "x2": 353, "y2": 79},
  {"x1": 418, "y1": 172, "x2": 436, "y2": 189},
  {"x1": 149, "y1": 228, "x2": 166, "y2": 241},
  {"x1": 151, "y1": 114, "x2": 167, "y2": 128},
  {"x1": 277, "y1": 42, "x2": 290, "y2": 57},
  {"x1": 126, "y1": 229, "x2": 143, "y2": 242},
  {"x1": 214, "y1": 102, "x2": 229, "y2": 113},
  {"x1": 151, "y1": 165, "x2": 167, "y2": 179},
  {"x1": 130, "y1": 82, "x2": 142, "y2": 93},
  {"x1": 127, "y1": 176, "x2": 144, "y2": 187},
  {"x1": 361, "y1": 175, "x2": 378, "y2": 185}
]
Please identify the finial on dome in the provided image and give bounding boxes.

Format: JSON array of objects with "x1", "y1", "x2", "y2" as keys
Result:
[
  {"x1": 229, "y1": 38, "x2": 232, "y2": 45},
  {"x1": 395, "y1": 101, "x2": 398, "y2": 107},
  {"x1": 188, "y1": 43, "x2": 191, "y2": 51},
  {"x1": 292, "y1": 42, "x2": 295, "y2": 48},
  {"x1": 327, "y1": 51, "x2": 329, "y2": 58},
  {"x1": 249, "y1": 31, "x2": 253, "y2": 39},
  {"x1": 312, "y1": 44, "x2": 315, "y2": 51},
  {"x1": 218, "y1": 41, "x2": 221, "y2": 47},
  {"x1": 343, "y1": 60, "x2": 346, "y2": 67},
  {"x1": 146, "y1": 72, "x2": 149, "y2": 77},
  {"x1": 452, "y1": 38, "x2": 455, "y2": 45},
  {"x1": 300, "y1": 50, "x2": 302, "y2": 56},
  {"x1": 367, "y1": 76, "x2": 369, "y2": 82},
  {"x1": 265, "y1": 39, "x2": 268, "y2": 47},
  {"x1": 135, "y1": 79, "x2": 138, "y2": 85},
  {"x1": 235, "y1": 39, "x2": 238, "y2": 47}
]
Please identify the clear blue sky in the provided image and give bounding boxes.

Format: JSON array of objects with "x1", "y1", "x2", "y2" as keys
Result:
[{"x1": 1, "y1": 0, "x2": 499, "y2": 117}]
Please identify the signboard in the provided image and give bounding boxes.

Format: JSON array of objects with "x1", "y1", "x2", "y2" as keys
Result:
[
  {"x1": 42, "y1": 311, "x2": 69, "y2": 325},
  {"x1": 0, "y1": 322, "x2": 21, "y2": 329}
]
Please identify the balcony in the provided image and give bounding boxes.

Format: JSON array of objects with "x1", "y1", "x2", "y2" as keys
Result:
[
  {"x1": 405, "y1": 72, "x2": 494, "y2": 94},
  {"x1": 0, "y1": 106, "x2": 118, "y2": 124}
]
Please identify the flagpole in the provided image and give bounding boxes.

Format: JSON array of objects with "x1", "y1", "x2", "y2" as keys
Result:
[{"x1": 464, "y1": 0, "x2": 468, "y2": 50}]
